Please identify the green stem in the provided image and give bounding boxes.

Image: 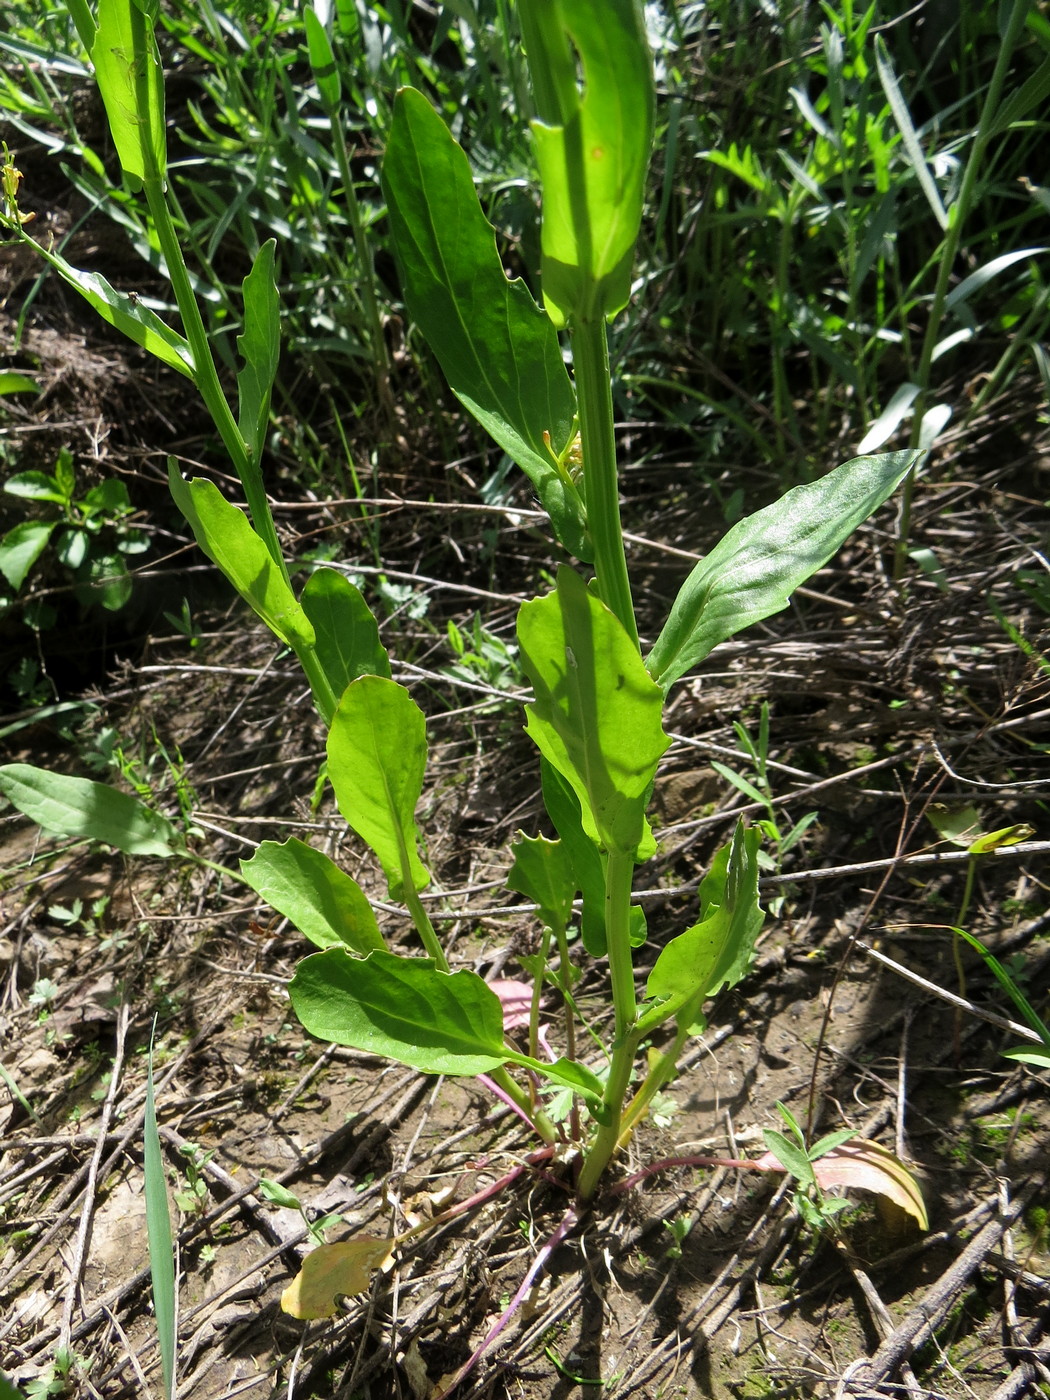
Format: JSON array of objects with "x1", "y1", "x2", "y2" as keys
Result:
[
  {"x1": 401, "y1": 880, "x2": 449, "y2": 974},
  {"x1": 143, "y1": 180, "x2": 288, "y2": 581},
  {"x1": 576, "y1": 849, "x2": 638, "y2": 1200},
  {"x1": 616, "y1": 1018, "x2": 691, "y2": 1149},
  {"x1": 894, "y1": 0, "x2": 1030, "y2": 581},
  {"x1": 490, "y1": 1065, "x2": 558, "y2": 1144},
  {"x1": 572, "y1": 318, "x2": 638, "y2": 648}
]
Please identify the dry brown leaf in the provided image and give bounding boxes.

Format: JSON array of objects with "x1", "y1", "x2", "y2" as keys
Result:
[{"x1": 280, "y1": 1236, "x2": 395, "y2": 1319}]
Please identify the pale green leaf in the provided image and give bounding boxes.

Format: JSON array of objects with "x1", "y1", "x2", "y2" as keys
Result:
[
  {"x1": 326, "y1": 676, "x2": 430, "y2": 900},
  {"x1": 92, "y1": 0, "x2": 166, "y2": 184},
  {"x1": 290, "y1": 948, "x2": 509, "y2": 1075},
  {"x1": 167, "y1": 467, "x2": 315, "y2": 650},
  {"x1": 517, "y1": 566, "x2": 669, "y2": 856},
  {"x1": 0, "y1": 763, "x2": 179, "y2": 857},
  {"x1": 240, "y1": 838, "x2": 385, "y2": 954}
]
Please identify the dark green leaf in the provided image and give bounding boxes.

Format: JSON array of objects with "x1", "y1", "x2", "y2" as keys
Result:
[
  {"x1": 0, "y1": 764, "x2": 180, "y2": 857},
  {"x1": 326, "y1": 677, "x2": 430, "y2": 900},
  {"x1": 240, "y1": 838, "x2": 385, "y2": 954},
  {"x1": 382, "y1": 88, "x2": 587, "y2": 561},
  {"x1": 290, "y1": 948, "x2": 508, "y2": 1075},
  {"x1": 647, "y1": 452, "x2": 922, "y2": 691},
  {"x1": 2, "y1": 472, "x2": 63, "y2": 504}
]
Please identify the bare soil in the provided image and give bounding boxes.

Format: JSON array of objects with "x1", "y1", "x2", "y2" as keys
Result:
[{"x1": 1, "y1": 204, "x2": 1049, "y2": 1400}]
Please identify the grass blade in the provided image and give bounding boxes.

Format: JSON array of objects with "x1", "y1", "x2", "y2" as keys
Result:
[{"x1": 144, "y1": 1026, "x2": 177, "y2": 1400}]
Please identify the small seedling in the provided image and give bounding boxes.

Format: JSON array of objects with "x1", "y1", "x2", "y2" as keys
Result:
[{"x1": 762, "y1": 1101, "x2": 857, "y2": 1234}]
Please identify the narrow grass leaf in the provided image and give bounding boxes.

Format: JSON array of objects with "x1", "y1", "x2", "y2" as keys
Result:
[
  {"x1": 281, "y1": 1237, "x2": 394, "y2": 1319},
  {"x1": 856, "y1": 383, "x2": 920, "y2": 454},
  {"x1": 518, "y1": 566, "x2": 669, "y2": 857},
  {"x1": 647, "y1": 451, "x2": 922, "y2": 692},
  {"x1": 144, "y1": 1034, "x2": 176, "y2": 1399},
  {"x1": 874, "y1": 35, "x2": 947, "y2": 231},
  {"x1": 241, "y1": 838, "x2": 385, "y2": 953},
  {"x1": 326, "y1": 676, "x2": 430, "y2": 900},
  {"x1": 236, "y1": 239, "x2": 280, "y2": 466},
  {"x1": 167, "y1": 467, "x2": 315, "y2": 651},
  {"x1": 945, "y1": 247, "x2": 1049, "y2": 311},
  {"x1": 304, "y1": 6, "x2": 341, "y2": 109},
  {"x1": 382, "y1": 88, "x2": 586, "y2": 561},
  {"x1": 300, "y1": 568, "x2": 390, "y2": 695},
  {"x1": 990, "y1": 54, "x2": 1050, "y2": 134},
  {"x1": 0, "y1": 764, "x2": 179, "y2": 856},
  {"x1": 290, "y1": 948, "x2": 509, "y2": 1075}
]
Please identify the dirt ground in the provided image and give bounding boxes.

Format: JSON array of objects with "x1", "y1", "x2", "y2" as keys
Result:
[{"x1": 1, "y1": 188, "x2": 1049, "y2": 1400}]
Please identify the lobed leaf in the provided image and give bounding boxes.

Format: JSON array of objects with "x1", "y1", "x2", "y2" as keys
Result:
[
  {"x1": 518, "y1": 566, "x2": 668, "y2": 857},
  {"x1": 240, "y1": 838, "x2": 384, "y2": 954},
  {"x1": 290, "y1": 948, "x2": 510, "y2": 1076},
  {"x1": 0, "y1": 764, "x2": 180, "y2": 857},
  {"x1": 382, "y1": 87, "x2": 587, "y2": 561},
  {"x1": 507, "y1": 832, "x2": 575, "y2": 932},
  {"x1": 647, "y1": 451, "x2": 922, "y2": 692},
  {"x1": 326, "y1": 676, "x2": 430, "y2": 900}
]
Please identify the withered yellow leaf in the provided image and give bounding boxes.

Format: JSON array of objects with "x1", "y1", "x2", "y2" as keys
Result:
[{"x1": 281, "y1": 1236, "x2": 394, "y2": 1319}]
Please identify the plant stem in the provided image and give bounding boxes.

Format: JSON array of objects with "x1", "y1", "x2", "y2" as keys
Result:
[
  {"x1": 572, "y1": 317, "x2": 638, "y2": 648},
  {"x1": 143, "y1": 180, "x2": 288, "y2": 580},
  {"x1": 576, "y1": 849, "x2": 638, "y2": 1201},
  {"x1": 894, "y1": 0, "x2": 1029, "y2": 581}
]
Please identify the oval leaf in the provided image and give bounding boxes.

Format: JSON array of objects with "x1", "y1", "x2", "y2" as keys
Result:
[
  {"x1": 0, "y1": 764, "x2": 179, "y2": 857},
  {"x1": 326, "y1": 676, "x2": 429, "y2": 900},
  {"x1": 300, "y1": 568, "x2": 390, "y2": 696},
  {"x1": 290, "y1": 948, "x2": 509, "y2": 1076},
  {"x1": 281, "y1": 1237, "x2": 394, "y2": 1319},
  {"x1": 240, "y1": 838, "x2": 384, "y2": 954}
]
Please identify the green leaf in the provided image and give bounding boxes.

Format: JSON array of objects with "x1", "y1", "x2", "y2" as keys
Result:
[
  {"x1": 0, "y1": 520, "x2": 56, "y2": 590},
  {"x1": 167, "y1": 466, "x2": 315, "y2": 651},
  {"x1": 0, "y1": 1371, "x2": 25, "y2": 1400},
  {"x1": 874, "y1": 34, "x2": 946, "y2": 231},
  {"x1": 143, "y1": 1035, "x2": 176, "y2": 1400},
  {"x1": 517, "y1": 567, "x2": 669, "y2": 856},
  {"x1": 0, "y1": 372, "x2": 38, "y2": 398},
  {"x1": 77, "y1": 551, "x2": 132, "y2": 611},
  {"x1": 761, "y1": 1129, "x2": 816, "y2": 1188},
  {"x1": 507, "y1": 832, "x2": 575, "y2": 932},
  {"x1": 304, "y1": 5, "x2": 341, "y2": 109},
  {"x1": 28, "y1": 239, "x2": 192, "y2": 376},
  {"x1": 382, "y1": 88, "x2": 588, "y2": 562},
  {"x1": 0, "y1": 764, "x2": 180, "y2": 857},
  {"x1": 289, "y1": 948, "x2": 509, "y2": 1076},
  {"x1": 236, "y1": 239, "x2": 280, "y2": 466},
  {"x1": 92, "y1": 0, "x2": 166, "y2": 184},
  {"x1": 240, "y1": 838, "x2": 385, "y2": 954},
  {"x1": 1001, "y1": 1045, "x2": 1050, "y2": 1067},
  {"x1": 647, "y1": 451, "x2": 922, "y2": 691},
  {"x1": 527, "y1": 0, "x2": 655, "y2": 326},
  {"x1": 641, "y1": 823, "x2": 763, "y2": 1034},
  {"x1": 326, "y1": 676, "x2": 430, "y2": 900},
  {"x1": 4, "y1": 470, "x2": 66, "y2": 504},
  {"x1": 300, "y1": 568, "x2": 391, "y2": 697},
  {"x1": 540, "y1": 757, "x2": 607, "y2": 956}
]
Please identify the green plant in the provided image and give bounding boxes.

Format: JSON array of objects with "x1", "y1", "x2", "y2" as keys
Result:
[
  {"x1": 0, "y1": 446, "x2": 149, "y2": 624},
  {"x1": 762, "y1": 1101, "x2": 857, "y2": 1233},
  {"x1": 0, "y1": 0, "x2": 922, "y2": 1315}
]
